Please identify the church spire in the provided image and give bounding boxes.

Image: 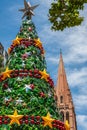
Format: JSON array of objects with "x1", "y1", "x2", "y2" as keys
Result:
[
  {"x1": 56, "y1": 50, "x2": 69, "y2": 94},
  {"x1": 55, "y1": 52, "x2": 77, "y2": 130}
]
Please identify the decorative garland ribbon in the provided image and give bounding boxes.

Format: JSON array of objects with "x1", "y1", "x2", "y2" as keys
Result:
[
  {"x1": 0, "y1": 115, "x2": 66, "y2": 130},
  {"x1": 8, "y1": 38, "x2": 44, "y2": 55},
  {"x1": 0, "y1": 69, "x2": 54, "y2": 87}
]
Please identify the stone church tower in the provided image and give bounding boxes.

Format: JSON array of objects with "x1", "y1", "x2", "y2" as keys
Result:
[{"x1": 55, "y1": 52, "x2": 77, "y2": 130}]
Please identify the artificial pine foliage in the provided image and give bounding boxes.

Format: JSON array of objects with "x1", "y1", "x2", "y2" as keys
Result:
[{"x1": 0, "y1": 0, "x2": 70, "y2": 130}]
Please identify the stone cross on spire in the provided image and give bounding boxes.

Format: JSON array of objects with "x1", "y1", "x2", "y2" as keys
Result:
[{"x1": 19, "y1": 0, "x2": 39, "y2": 19}]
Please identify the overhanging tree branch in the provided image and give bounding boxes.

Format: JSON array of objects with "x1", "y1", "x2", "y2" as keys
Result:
[{"x1": 49, "y1": 0, "x2": 87, "y2": 31}]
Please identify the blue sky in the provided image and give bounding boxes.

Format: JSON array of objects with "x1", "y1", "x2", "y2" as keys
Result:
[{"x1": 0, "y1": 0, "x2": 87, "y2": 130}]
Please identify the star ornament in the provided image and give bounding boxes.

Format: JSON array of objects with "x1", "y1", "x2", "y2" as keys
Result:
[
  {"x1": 19, "y1": 0, "x2": 39, "y2": 19},
  {"x1": 39, "y1": 69, "x2": 49, "y2": 81},
  {"x1": 24, "y1": 84, "x2": 32, "y2": 93},
  {"x1": 42, "y1": 112, "x2": 55, "y2": 128},
  {"x1": 8, "y1": 47, "x2": 11, "y2": 54},
  {"x1": 8, "y1": 110, "x2": 24, "y2": 125},
  {"x1": 1, "y1": 67, "x2": 13, "y2": 80},
  {"x1": 34, "y1": 38, "x2": 42, "y2": 49},
  {"x1": 13, "y1": 36, "x2": 22, "y2": 47},
  {"x1": 64, "y1": 120, "x2": 70, "y2": 130}
]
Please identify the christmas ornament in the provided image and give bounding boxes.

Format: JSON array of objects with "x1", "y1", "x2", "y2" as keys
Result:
[
  {"x1": 39, "y1": 92, "x2": 45, "y2": 98},
  {"x1": 1, "y1": 67, "x2": 13, "y2": 80},
  {"x1": 8, "y1": 47, "x2": 11, "y2": 54},
  {"x1": 8, "y1": 110, "x2": 23, "y2": 125},
  {"x1": 13, "y1": 36, "x2": 22, "y2": 46},
  {"x1": 4, "y1": 97, "x2": 12, "y2": 106},
  {"x1": 4, "y1": 97, "x2": 12, "y2": 103},
  {"x1": 22, "y1": 53, "x2": 28, "y2": 59},
  {"x1": 26, "y1": 52, "x2": 31, "y2": 56},
  {"x1": 64, "y1": 120, "x2": 70, "y2": 130},
  {"x1": 16, "y1": 98, "x2": 23, "y2": 105},
  {"x1": 19, "y1": 0, "x2": 39, "y2": 19},
  {"x1": 23, "y1": 102, "x2": 27, "y2": 107},
  {"x1": 39, "y1": 69, "x2": 49, "y2": 81},
  {"x1": 28, "y1": 27, "x2": 32, "y2": 31},
  {"x1": 14, "y1": 52, "x2": 17, "y2": 57},
  {"x1": 5, "y1": 88, "x2": 12, "y2": 92},
  {"x1": 24, "y1": 84, "x2": 32, "y2": 92},
  {"x1": 42, "y1": 112, "x2": 55, "y2": 128},
  {"x1": 34, "y1": 38, "x2": 42, "y2": 49},
  {"x1": 17, "y1": 77, "x2": 22, "y2": 81},
  {"x1": 48, "y1": 91, "x2": 52, "y2": 97},
  {"x1": 24, "y1": 32, "x2": 27, "y2": 35},
  {"x1": 22, "y1": 61, "x2": 25, "y2": 67},
  {"x1": 3, "y1": 83, "x2": 8, "y2": 89},
  {"x1": 30, "y1": 84, "x2": 35, "y2": 89}
]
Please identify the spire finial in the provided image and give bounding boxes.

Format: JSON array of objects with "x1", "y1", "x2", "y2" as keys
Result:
[{"x1": 19, "y1": 0, "x2": 39, "y2": 19}]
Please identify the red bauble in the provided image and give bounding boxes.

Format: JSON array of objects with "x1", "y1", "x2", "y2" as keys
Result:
[
  {"x1": 4, "y1": 116, "x2": 8, "y2": 119},
  {"x1": 4, "y1": 120, "x2": 8, "y2": 124},
  {"x1": 20, "y1": 119, "x2": 23, "y2": 124},
  {"x1": 0, "y1": 120, "x2": 2, "y2": 125},
  {"x1": 14, "y1": 74, "x2": 18, "y2": 77},
  {"x1": 15, "y1": 70, "x2": 19, "y2": 73},
  {"x1": 29, "y1": 73, "x2": 33, "y2": 77},
  {"x1": 24, "y1": 69, "x2": 28, "y2": 73},
  {"x1": 28, "y1": 27, "x2": 32, "y2": 31},
  {"x1": 29, "y1": 70, "x2": 32, "y2": 73},
  {"x1": 0, "y1": 116, "x2": 2, "y2": 120},
  {"x1": 36, "y1": 116, "x2": 40, "y2": 120},
  {"x1": 34, "y1": 69, "x2": 39, "y2": 74},
  {"x1": 53, "y1": 123, "x2": 57, "y2": 128},
  {"x1": 25, "y1": 115, "x2": 29, "y2": 119},
  {"x1": 39, "y1": 92, "x2": 45, "y2": 98},
  {"x1": 25, "y1": 120, "x2": 29, "y2": 124},
  {"x1": 30, "y1": 120, "x2": 35, "y2": 124},
  {"x1": 37, "y1": 75, "x2": 41, "y2": 78},
  {"x1": 31, "y1": 116, "x2": 34, "y2": 120},
  {"x1": 30, "y1": 84, "x2": 35, "y2": 89},
  {"x1": 22, "y1": 53, "x2": 28, "y2": 59},
  {"x1": 35, "y1": 121, "x2": 40, "y2": 125},
  {"x1": 3, "y1": 84, "x2": 8, "y2": 89},
  {"x1": 19, "y1": 73, "x2": 23, "y2": 77},
  {"x1": 23, "y1": 73, "x2": 28, "y2": 77}
]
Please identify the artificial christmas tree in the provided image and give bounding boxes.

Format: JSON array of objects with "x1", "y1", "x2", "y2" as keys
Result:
[{"x1": 0, "y1": 0, "x2": 70, "y2": 130}]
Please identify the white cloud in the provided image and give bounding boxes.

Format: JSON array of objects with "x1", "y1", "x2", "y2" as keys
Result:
[
  {"x1": 77, "y1": 115, "x2": 87, "y2": 130},
  {"x1": 74, "y1": 94, "x2": 87, "y2": 112},
  {"x1": 46, "y1": 56, "x2": 59, "y2": 64},
  {"x1": 39, "y1": 20, "x2": 87, "y2": 64},
  {"x1": 67, "y1": 67, "x2": 87, "y2": 87}
]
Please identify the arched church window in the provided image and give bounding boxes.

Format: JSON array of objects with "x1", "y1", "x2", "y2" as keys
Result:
[
  {"x1": 60, "y1": 111, "x2": 64, "y2": 122},
  {"x1": 60, "y1": 96, "x2": 63, "y2": 103},
  {"x1": 66, "y1": 112, "x2": 69, "y2": 123}
]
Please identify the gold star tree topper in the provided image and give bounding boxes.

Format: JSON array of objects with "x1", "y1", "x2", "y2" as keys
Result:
[
  {"x1": 8, "y1": 110, "x2": 24, "y2": 125},
  {"x1": 1, "y1": 67, "x2": 13, "y2": 80},
  {"x1": 19, "y1": 0, "x2": 39, "y2": 19},
  {"x1": 42, "y1": 112, "x2": 55, "y2": 128},
  {"x1": 39, "y1": 69, "x2": 49, "y2": 81},
  {"x1": 65, "y1": 120, "x2": 70, "y2": 130}
]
